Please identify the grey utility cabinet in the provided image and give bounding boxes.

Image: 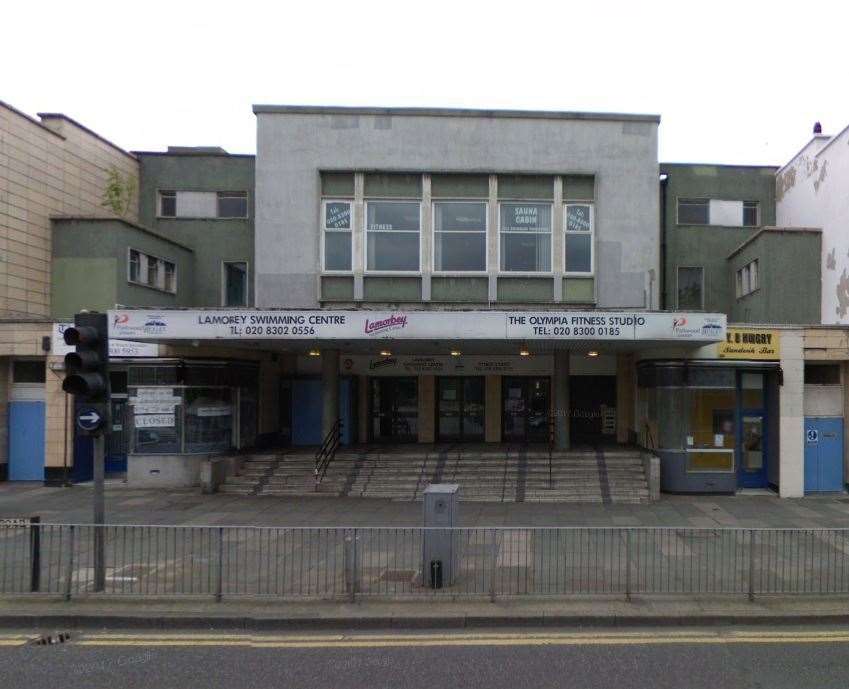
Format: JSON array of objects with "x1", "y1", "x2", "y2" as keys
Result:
[{"x1": 422, "y1": 483, "x2": 460, "y2": 588}]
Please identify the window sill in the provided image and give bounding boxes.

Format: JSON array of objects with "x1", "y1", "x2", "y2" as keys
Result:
[
  {"x1": 156, "y1": 216, "x2": 249, "y2": 221},
  {"x1": 498, "y1": 272, "x2": 554, "y2": 278},
  {"x1": 128, "y1": 280, "x2": 177, "y2": 296},
  {"x1": 432, "y1": 271, "x2": 488, "y2": 277},
  {"x1": 736, "y1": 287, "x2": 761, "y2": 301}
]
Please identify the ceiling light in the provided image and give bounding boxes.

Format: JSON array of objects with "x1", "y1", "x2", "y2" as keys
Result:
[
  {"x1": 587, "y1": 350, "x2": 599, "y2": 357},
  {"x1": 308, "y1": 349, "x2": 321, "y2": 357},
  {"x1": 519, "y1": 347, "x2": 530, "y2": 357},
  {"x1": 379, "y1": 350, "x2": 392, "y2": 357},
  {"x1": 450, "y1": 350, "x2": 461, "y2": 357}
]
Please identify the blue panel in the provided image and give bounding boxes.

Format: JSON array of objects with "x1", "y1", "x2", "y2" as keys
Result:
[
  {"x1": 8, "y1": 401, "x2": 45, "y2": 481},
  {"x1": 805, "y1": 417, "x2": 845, "y2": 492},
  {"x1": 804, "y1": 418, "x2": 819, "y2": 492},
  {"x1": 292, "y1": 379, "x2": 322, "y2": 445},
  {"x1": 72, "y1": 435, "x2": 94, "y2": 483},
  {"x1": 105, "y1": 454, "x2": 127, "y2": 474}
]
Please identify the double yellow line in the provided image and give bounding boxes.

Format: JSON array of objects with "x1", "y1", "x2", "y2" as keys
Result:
[{"x1": 60, "y1": 629, "x2": 849, "y2": 649}]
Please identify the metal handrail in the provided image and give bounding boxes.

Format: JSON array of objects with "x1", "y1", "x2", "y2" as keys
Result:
[
  {"x1": 314, "y1": 418, "x2": 343, "y2": 490},
  {"x1": 643, "y1": 422, "x2": 656, "y2": 450}
]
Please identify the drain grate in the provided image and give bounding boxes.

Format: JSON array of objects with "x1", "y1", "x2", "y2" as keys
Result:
[{"x1": 29, "y1": 632, "x2": 71, "y2": 646}]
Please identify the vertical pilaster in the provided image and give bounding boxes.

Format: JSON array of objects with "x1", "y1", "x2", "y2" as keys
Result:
[
  {"x1": 485, "y1": 375, "x2": 502, "y2": 442},
  {"x1": 418, "y1": 375, "x2": 435, "y2": 443},
  {"x1": 554, "y1": 351, "x2": 570, "y2": 449},
  {"x1": 616, "y1": 353, "x2": 635, "y2": 444},
  {"x1": 352, "y1": 173, "x2": 365, "y2": 301},
  {"x1": 779, "y1": 330, "x2": 804, "y2": 497},
  {"x1": 321, "y1": 349, "x2": 340, "y2": 440},
  {"x1": 358, "y1": 375, "x2": 369, "y2": 444},
  {"x1": 552, "y1": 175, "x2": 564, "y2": 302},
  {"x1": 487, "y1": 174, "x2": 498, "y2": 303},
  {"x1": 420, "y1": 174, "x2": 432, "y2": 301}
]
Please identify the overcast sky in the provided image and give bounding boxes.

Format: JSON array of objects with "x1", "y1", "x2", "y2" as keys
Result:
[{"x1": 3, "y1": 0, "x2": 846, "y2": 165}]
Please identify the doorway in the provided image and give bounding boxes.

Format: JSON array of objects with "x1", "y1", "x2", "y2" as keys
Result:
[
  {"x1": 370, "y1": 377, "x2": 418, "y2": 442},
  {"x1": 502, "y1": 377, "x2": 550, "y2": 443},
  {"x1": 437, "y1": 377, "x2": 485, "y2": 442},
  {"x1": 737, "y1": 372, "x2": 768, "y2": 489},
  {"x1": 569, "y1": 375, "x2": 617, "y2": 445}
]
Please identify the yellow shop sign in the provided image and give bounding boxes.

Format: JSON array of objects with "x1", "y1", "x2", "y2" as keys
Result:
[{"x1": 718, "y1": 328, "x2": 780, "y2": 360}]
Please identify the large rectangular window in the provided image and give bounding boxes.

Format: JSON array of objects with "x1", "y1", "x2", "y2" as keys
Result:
[
  {"x1": 366, "y1": 201, "x2": 420, "y2": 271},
  {"x1": 433, "y1": 201, "x2": 487, "y2": 272},
  {"x1": 564, "y1": 204, "x2": 594, "y2": 274},
  {"x1": 128, "y1": 248, "x2": 177, "y2": 294},
  {"x1": 216, "y1": 192, "x2": 248, "y2": 218},
  {"x1": 157, "y1": 190, "x2": 248, "y2": 219},
  {"x1": 223, "y1": 261, "x2": 248, "y2": 306},
  {"x1": 677, "y1": 266, "x2": 704, "y2": 309},
  {"x1": 499, "y1": 202, "x2": 551, "y2": 272},
  {"x1": 323, "y1": 200, "x2": 352, "y2": 271}
]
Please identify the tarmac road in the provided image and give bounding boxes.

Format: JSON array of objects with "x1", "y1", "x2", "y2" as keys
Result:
[{"x1": 2, "y1": 625, "x2": 849, "y2": 688}]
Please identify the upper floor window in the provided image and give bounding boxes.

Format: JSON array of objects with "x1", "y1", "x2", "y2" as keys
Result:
[
  {"x1": 323, "y1": 200, "x2": 352, "y2": 271},
  {"x1": 129, "y1": 248, "x2": 177, "y2": 294},
  {"x1": 677, "y1": 266, "x2": 704, "y2": 310},
  {"x1": 678, "y1": 198, "x2": 760, "y2": 227},
  {"x1": 433, "y1": 201, "x2": 487, "y2": 272},
  {"x1": 157, "y1": 190, "x2": 249, "y2": 219},
  {"x1": 217, "y1": 192, "x2": 248, "y2": 218},
  {"x1": 499, "y1": 202, "x2": 551, "y2": 272},
  {"x1": 564, "y1": 204, "x2": 594, "y2": 274},
  {"x1": 366, "y1": 201, "x2": 420, "y2": 272},
  {"x1": 736, "y1": 259, "x2": 759, "y2": 298},
  {"x1": 223, "y1": 261, "x2": 249, "y2": 306}
]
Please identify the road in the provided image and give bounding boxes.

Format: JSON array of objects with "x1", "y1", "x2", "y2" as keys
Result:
[{"x1": 2, "y1": 626, "x2": 849, "y2": 688}]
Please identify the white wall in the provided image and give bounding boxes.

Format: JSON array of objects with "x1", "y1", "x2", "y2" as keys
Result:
[
  {"x1": 779, "y1": 330, "x2": 805, "y2": 497},
  {"x1": 776, "y1": 127, "x2": 849, "y2": 325},
  {"x1": 804, "y1": 385, "x2": 843, "y2": 417}
]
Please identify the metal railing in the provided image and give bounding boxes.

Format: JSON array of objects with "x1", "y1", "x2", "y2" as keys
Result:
[
  {"x1": 6, "y1": 523, "x2": 849, "y2": 601},
  {"x1": 314, "y1": 418, "x2": 342, "y2": 490}
]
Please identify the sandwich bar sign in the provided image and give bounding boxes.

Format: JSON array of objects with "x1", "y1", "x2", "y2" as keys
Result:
[{"x1": 108, "y1": 309, "x2": 726, "y2": 343}]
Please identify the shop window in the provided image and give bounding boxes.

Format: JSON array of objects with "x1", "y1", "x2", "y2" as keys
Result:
[
  {"x1": 131, "y1": 387, "x2": 182, "y2": 455},
  {"x1": 184, "y1": 388, "x2": 233, "y2": 453},
  {"x1": 323, "y1": 200, "x2": 353, "y2": 271},
  {"x1": 223, "y1": 261, "x2": 248, "y2": 307},
  {"x1": 805, "y1": 364, "x2": 841, "y2": 385},
  {"x1": 216, "y1": 192, "x2": 248, "y2": 219},
  {"x1": 365, "y1": 200, "x2": 421, "y2": 271},
  {"x1": 499, "y1": 202, "x2": 552, "y2": 272},
  {"x1": 564, "y1": 204, "x2": 593, "y2": 274},
  {"x1": 433, "y1": 201, "x2": 487, "y2": 272},
  {"x1": 677, "y1": 266, "x2": 703, "y2": 310},
  {"x1": 677, "y1": 198, "x2": 709, "y2": 224},
  {"x1": 12, "y1": 360, "x2": 45, "y2": 384}
]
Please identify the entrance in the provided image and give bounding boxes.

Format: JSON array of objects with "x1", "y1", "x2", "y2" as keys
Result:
[
  {"x1": 569, "y1": 375, "x2": 616, "y2": 445},
  {"x1": 738, "y1": 373, "x2": 768, "y2": 489},
  {"x1": 502, "y1": 377, "x2": 550, "y2": 443},
  {"x1": 437, "y1": 377, "x2": 485, "y2": 442},
  {"x1": 370, "y1": 377, "x2": 418, "y2": 442}
]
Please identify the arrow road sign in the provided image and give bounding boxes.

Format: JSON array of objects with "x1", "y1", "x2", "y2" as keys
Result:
[{"x1": 77, "y1": 407, "x2": 104, "y2": 433}]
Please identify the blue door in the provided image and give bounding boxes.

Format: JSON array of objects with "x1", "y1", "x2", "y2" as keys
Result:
[
  {"x1": 805, "y1": 418, "x2": 844, "y2": 492},
  {"x1": 291, "y1": 379, "x2": 354, "y2": 446},
  {"x1": 8, "y1": 401, "x2": 45, "y2": 481},
  {"x1": 738, "y1": 409, "x2": 767, "y2": 489}
]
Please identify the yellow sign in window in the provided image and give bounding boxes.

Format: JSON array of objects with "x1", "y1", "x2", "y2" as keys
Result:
[{"x1": 718, "y1": 328, "x2": 780, "y2": 360}]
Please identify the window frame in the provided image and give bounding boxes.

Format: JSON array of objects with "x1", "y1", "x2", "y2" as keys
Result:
[
  {"x1": 676, "y1": 265, "x2": 704, "y2": 310},
  {"x1": 157, "y1": 190, "x2": 176, "y2": 218},
  {"x1": 321, "y1": 198, "x2": 354, "y2": 274},
  {"x1": 363, "y1": 198, "x2": 423, "y2": 274},
  {"x1": 431, "y1": 199, "x2": 489, "y2": 275},
  {"x1": 216, "y1": 191, "x2": 249, "y2": 219},
  {"x1": 221, "y1": 260, "x2": 250, "y2": 307},
  {"x1": 127, "y1": 247, "x2": 178, "y2": 294},
  {"x1": 736, "y1": 259, "x2": 759, "y2": 299},
  {"x1": 497, "y1": 200, "x2": 554, "y2": 275},
  {"x1": 676, "y1": 197, "x2": 710, "y2": 225},
  {"x1": 563, "y1": 203, "x2": 595, "y2": 276},
  {"x1": 742, "y1": 201, "x2": 760, "y2": 227}
]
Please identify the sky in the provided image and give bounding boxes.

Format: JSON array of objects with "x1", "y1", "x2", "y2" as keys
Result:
[{"x1": 3, "y1": 0, "x2": 847, "y2": 165}]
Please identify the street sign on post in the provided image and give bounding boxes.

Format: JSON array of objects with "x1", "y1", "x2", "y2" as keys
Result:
[{"x1": 76, "y1": 407, "x2": 104, "y2": 433}]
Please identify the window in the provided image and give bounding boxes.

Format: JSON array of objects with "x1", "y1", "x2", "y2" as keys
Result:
[
  {"x1": 677, "y1": 266, "x2": 704, "y2": 309},
  {"x1": 128, "y1": 249, "x2": 177, "y2": 294},
  {"x1": 564, "y1": 204, "x2": 594, "y2": 274},
  {"x1": 158, "y1": 191, "x2": 176, "y2": 218},
  {"x1": 736, "y1": 259, "x2": 758, "y2": 298},
  {"x1": 366, "y1": 200, "x2": 420, "y2": 271},
  {"x1": 323, "y1": 200, "x2": 352, "y2": 271},
  {"x1": 217, "y1": 192, "x2": 248, "y2": 219},
  {"x1": 433, "y1": 201, "x2": 487, "y2": 272},
  {"x1": 499, "y1": 202, "x2": 551, "y2": 272},
  {"x1": 805, "y1": 364, "x2": 841, "y2": 385},
  {"x1": 223, "y1": 261, "x2": 248, "y2": 307},
  {"x1": 677, "y1": 198, "x2": 709, "y2": 224},
  {"x1": 12, "y1": 360, "x2": 45, "y2": 384},
  {"x1": 743, "y1": 201, "x2": 759, "y2": 227}
]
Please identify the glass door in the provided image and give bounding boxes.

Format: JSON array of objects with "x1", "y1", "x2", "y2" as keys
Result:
[
  {"x1": 437, "y1": 377, "x2": 485, "y2": 442},
  {"x1": 502, "y1": 377, "x2": 551, "y2": 443},
  {"x1": 370, "y1": 377, "x2": 418, "y2": 442},
  {"x1": 738, "y1": 372, "x2": 767, "y2": 488}
]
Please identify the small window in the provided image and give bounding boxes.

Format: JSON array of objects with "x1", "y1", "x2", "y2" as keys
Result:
[
  {"x1": 499, "y1": 202, "x2": 552, "y2": 272},
  {"x1": 736, "y1": 259, "x2": 759, "y2": 298},
  {"x1": 12, "y1": 360, "x2": 45, "y2": 384},
  {"x1": 158, "y1": 191, "x2": 176, "y2": 218},
  {"x1": 129, "y1": 249, "x2": 141, "y2": 283},
  {"x1": 434, "y1": 201, "x2": 487, "y2": 272},
  {"x1": 129, "y1": 249, "x2": 177, "y2": 294},
  {"x1": 163, "y1": 261, "x2": 177, "y2": 293},
  {"x1": 743, "y1": 201, "x2": 759, "y2": 227},
  {"x1": 805, "y1": 364, "x2": 841, "y2": 385},
  {"x1": 564, "y1": 204, "x2": 594, "y2": 274},
  {"x1": 677, "y1": 266, "x2": 704, "y2": 310},
  {"x1": 678, "y1": 198, "x2": 709, "y2": 224},
  {"x1": 217, "y1": 192, "x2": 248, "y2": 219},
  {"x1": 223, "y1": 261, "x2": 249, "y2": 307},
  {"x1": 366, "y1": 200, "x2": 421, "y2": 272},
  {"x1": 323, "y1": 200, "x2": 353, "y2": 271},
  {"x1": 147, "y1": 256, "x2": 160, "y2": 289}
]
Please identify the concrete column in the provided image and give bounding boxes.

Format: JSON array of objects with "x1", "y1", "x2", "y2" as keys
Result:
[
  {"x1": 485, "y1": 375, "x2": 502, "y2": 442},
  {"x1": 487, "y1": 174, "x2": 498, "y2": 302},
  {"x1": 321, "y1": 349, "x2": 340, "y2": 440},
  {"x1": 420, "y1": 174, "x2": 432, "y2": 301},
  {"x1": 779, "y1": 330, "x2": 805, "y2": 497},
  {"x1": 554, "y1": 351, "x2": 570, "y2": 449},
  {"x1": 616, "y1": 353, "x2": 635, "y2": 444},
  {"x1": 418, "y1": 375, "x2": 435, "y2": 443},
  {"x1": 352, "y1": 173, "x2": 365, "y2": 301},
  {"x1": 552, "y1": 175, "x2": 564, "y2": 302},
  {"x1": 358, "y1": 375, "x2": 369, "y2": 444}
]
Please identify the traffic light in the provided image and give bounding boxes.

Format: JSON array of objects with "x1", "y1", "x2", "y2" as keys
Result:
[{"x1": 62, "y1": 312, "x2": 110, "y2": 403}]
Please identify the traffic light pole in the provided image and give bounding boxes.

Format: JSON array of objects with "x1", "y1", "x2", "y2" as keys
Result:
[{"x1": 93, "y1": 433, "x2": 105, "y2": 592}]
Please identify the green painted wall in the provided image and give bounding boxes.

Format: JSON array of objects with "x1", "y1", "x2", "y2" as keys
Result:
[
  {"x1": 137, "y1": 152, "x2": 254, "y2": 307},
  {"x1": 497, "y1": 277, "x2": 552, "y2": 302},
  {"x1": 563, "y1": 277, "x2": 594, "y2": 303},
  {"x1": 363, "y1": 276, "x2": 421, "y2": 302},
  {"x1": 320, "y1": 276, "x2": 355, "y2": 301},
  {"x1": 431, "y1": 277, "x2": 489, "y2": 302},
  {"x1": 51, "y1": 219, "x2": 194, "y2": 319},
  {"x1": 729, "y1": 231, "x2": 821, "y2": 324},
  {"x1": 661, "y1": 163, "x2": 776, "y2": 315}
]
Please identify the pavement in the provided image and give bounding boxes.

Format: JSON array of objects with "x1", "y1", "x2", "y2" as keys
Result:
[{"x1": 2, "y1": 481, "x2": 849, "y2": 528}]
